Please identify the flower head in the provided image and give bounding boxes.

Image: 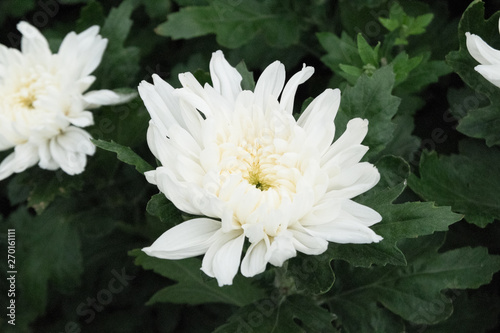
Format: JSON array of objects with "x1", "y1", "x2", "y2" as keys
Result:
[
  {"x1": 139, "y1": 50, "x2": 382, "y2": 286},
  {"x1": 466, "y1": 17, "x2": 500, "y2": 88},
  {"x1": 0, "y1": 22, "x2": 134, "y2": 180}
]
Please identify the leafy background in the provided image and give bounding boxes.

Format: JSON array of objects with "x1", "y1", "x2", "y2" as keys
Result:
[{"x1": 1, "y1": 0, "x2": 500, "y2": 332}]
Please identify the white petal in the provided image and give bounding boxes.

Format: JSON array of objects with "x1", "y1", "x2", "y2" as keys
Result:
[
  {"x1": 465, "y1": 32, "x2": 500, "y2": 65},
  {"x1": 280, "y1": 64, "x2": 314, "y2": 113},
  {"x1": 474, "y1": 64, "x2": 500, "y2": 88},
  {"x1": 201, "y1": 231, "x2": 245, "y2": 286},
  {"x1": 289, "y1": 224, "x2": 328, "y2": 255},
  {"x1": 322, "y1": 118, "x2": 369, "y2": 165},
  {"x1": 306, "y1": 217, "x2": 383, "y2": 244},
  {"x1": 241, "y1": 239, "x2": 269, "y2": 277},
  {"x1": 142, "y1": 218, "x2": 221, "y2": 259},
  {"x1": 327, "y1": 162, "x2": 380, "y2": 197},
  {"x1": 268, "y1": 231, "x2": 298, "y2": 266},
  {"x1": 342, "y1": 200, "x2": 382, "y2": 227},
  {"x1": 17, "y1": 21, "x2": 51, "y2": 61},
  {"x1": 49, "y1": 127, "x2": 95, "y2": 175},
  {"x1": 0, "y1": 144, "x2": 39, "y2": 180},
  {"x1": 83, "y1": 89, "x2": 136, "y2": 108},
  {"x1": 297, "y1": 88, "x2": 340, "y2": 155},
  {"x1": 209, "y1": 50, "x2": 242, "y2": 102},
  {"x1": 253, "y1": 61, "x2": 285, "y2": 111},
  {"x1": 66, "y1": 110, "x2": 94, "y2": 127}
]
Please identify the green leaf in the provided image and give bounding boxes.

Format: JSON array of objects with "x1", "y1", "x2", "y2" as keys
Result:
[
  {"x1": 357, "y1": 33, "x2": 379, "y2": 67},
  {"x1": 408, "y1": 140, "x2": 500, "y2": 227},
  {"x1": 235, "y1": 61, "x2": 255, "y2": 91},
  {"x1": 329, "y1": 233, "x2": 500, "y2": 328},
  {"x1": 325, "y1": 156, "x2": 461, "y2": 268},
  {"x1": 446, "y1": 0, "x2": 500, "y2": 146},
  {"x1": 95, "y1": 0, "x2": 140, "y2": 88},
  {"x1": 156, "y1": 0, "x2": 301, "y2": 48},
  {"x1": 130, "y1": 249, "x2": 265, "y2": 306},
  {"x1": 76, "y1": 0, "x2": 105, "y2": 31},
  {"x1": 418, "y1": 290, "x2": 500, "y2": 333},
  {"x1": 337, "y1": 66, "x2": 401, "y2": 160},
  {"x1": 7, "y1": 169, "x2": 84, "y2": 214},
  {"x1": 92, "y1": 139, "x2": 153, "y2": 174},
  {"x1": 146, "y1": 193, "x2": 183, "y2": 226},
  {"x1": 214, "y1": 294, "x2": 337, "y2": 333},
  {"x1": 317, "y1": 32, "x2": 361, "y2": 73},
  {"x1": 285, "y1": 252, "x2": 335, "y2": 295},
  {"x1": 8, "y1": 206, "x2": 83, "y2": 318}
]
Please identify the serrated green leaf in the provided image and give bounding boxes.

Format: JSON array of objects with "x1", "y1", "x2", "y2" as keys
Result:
[
  {"x1": 156, "y1": 0, "x2": 301, "y2": 48},
  {"x1": 146, "y1": 193, "x2": 183, "y2": 226},
  {"x1": 286, "y1": 252, "x2": 335, "y2": 295},
  {"x1": 214, "y1": 294, "x2": 337, "y2": 333},
  {"x1": 329, "y1": 233, "x2": 500, "y2": 328},
  {"x1": 318, "y1": 32, "x2": 361, "y2": 73},
  {"x1": 130, "y1": 249, "x2": 265, "y2": 306},
  {"x1": 357, "y1": 33, "x2": 379, "y2": 67},
  {"x1": 446, "y1": 0, "x2": 500, "y2": 146},
  {"x1": 337, "y1": 66, "x2": 401, "y2": 160},
  {"x1": 92, "y1": 139, "x2": 153, "y2": 174},
  {"x1": 408, "y1": 140, "x2": 500, "y2": 227}
]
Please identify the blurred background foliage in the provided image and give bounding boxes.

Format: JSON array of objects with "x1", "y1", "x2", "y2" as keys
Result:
[{"x1": 1, "y1": 0, "x2": 500, "y2": 332}]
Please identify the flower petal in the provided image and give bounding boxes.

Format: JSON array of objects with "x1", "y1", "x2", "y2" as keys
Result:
[
  {"x1": 280, "y1": 64, "x2": 314, "y2": 113},
  {"x1": 474, "y1": 64, "x2": 500, "y2": 88},
  {"x1": 201, "y1": 231, "x2": 245, "y2": 286},
  {"x1": 209, "y1": 50, "x2": 242, "y2": 102},
  {"x1": 253, "y1": 60, "x2": 286, "y2": 111},
  {"x1": 17, "y1": 21, "x2": 51, "y2": 61},
  {"x1": 241, "y1": 239, "x2": 270, "y2": 277},
  {"x1": 142, "y1": 218, "x2": 222, "y2": 259},
  {"x1": 0, "y1": 143, "x2": 39, "y2": 180},
  {"x1": 465, "y1": 32, "x2": 500, "y2": 65},
  {"x1": 297, "y1": 88, "x2": 340, "y2": 155},
  {"x1": 83, "y1": 89, "x2": 136, "y2": 108}
]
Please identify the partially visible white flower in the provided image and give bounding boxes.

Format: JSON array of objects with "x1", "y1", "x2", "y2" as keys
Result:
[
  {"x1": 0, "y1": 21, "x2": 135, "y2": 180},
  {"x1": 139, "y1": 50, "x2": 383, "y2": 286},
  {"x1": 466, "y1": 17, "x2": 500, "y2": 88}
]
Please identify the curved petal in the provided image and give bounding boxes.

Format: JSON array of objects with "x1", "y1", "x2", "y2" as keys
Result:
[
  {"x1": 465, "y1": 32, "x2": 500, "y2": 65},
  {"x1": 268, "y1": 231, "x2": 297, "y2": 266},
  {"x1": 289, "y1": 224, "x2": 328, "y2": 255},
  {"x1": 306, "y1": 217, "x2": 383, "y2": 244},
  {"x1": 17, "y1": 21, "x2": 51, "y2": 61},
  {"x1": 474, "y1": 64, "x2": 500, "y2": 88},
  {"x1": 83, "y1": 89, "x2": 136, "y2": 108},
  {"x1": 49, "y1": 127, "x2": 95, "y2": 175},
  {"x1": 142, "y1": 218, "x2": 222, "y2": 259},
  {"x1": 0, "y1": 144, "x2": 39, "y2": 180},
  {"x1": 280, "y1": 64, "x2": 314, "y2": 113},
  {"x1": 201, "y1": 231, "x2": 245, "y2": 286},
  {"x1": 209, "y1": 50, "x2": 242, "y2": 102},
  {"x1": 297, "y1": 88, "x2": 340, "y2": 155},
  {"x1": 241, "y1": 239, "x2": 269, "y2": 277},
  {"x1": 253, "y1": 60, "x2": 286, "y2": 112},
  {"x1": 327, "y1": 162, "x2": 380, "y2": 198}
]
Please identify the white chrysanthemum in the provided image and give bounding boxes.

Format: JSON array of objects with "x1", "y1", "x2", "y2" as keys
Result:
[
  {"x1": 139, "y1": 50, "x2": 382, "y2": 286},
  {"x1": 0, "y1": 22, "x2": 134, "y2": 180},
  {"x1": 466, "y1": 17, "x2": 500, "y2": 88}
]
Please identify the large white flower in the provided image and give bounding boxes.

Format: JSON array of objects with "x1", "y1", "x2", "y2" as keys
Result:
[
  {"x1": 139, "y1": 50, "x2": 382, "y2": 286},
  {"x1": 0, "y1": 22, "x2": 134, "y2": 180},
  {"x1": 466, "y1": 17, "x2": 500, "y2": 88}
]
